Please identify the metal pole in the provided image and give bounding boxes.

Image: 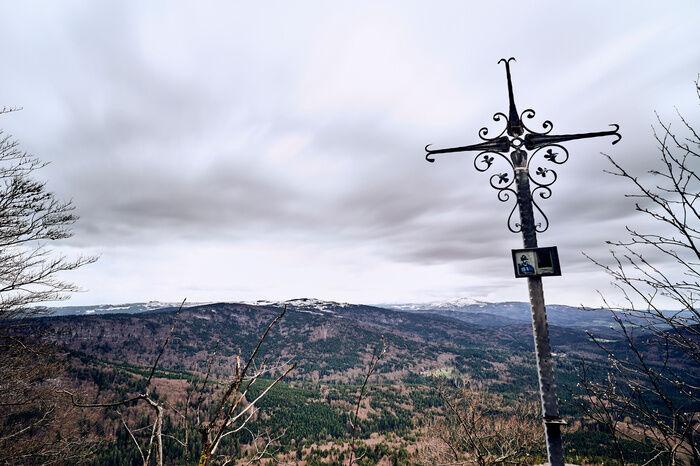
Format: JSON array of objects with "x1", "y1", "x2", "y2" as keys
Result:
[{"x1": 512, "y1": 149, "x2": 565, "y2": 466}]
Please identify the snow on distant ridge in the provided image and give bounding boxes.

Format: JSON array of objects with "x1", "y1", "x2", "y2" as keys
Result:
[
  {"x1": 384, "y1": 297, "x2": 487, "y2": 312},
  {"x1": 245, "y1": 297, "x2": 487, "y2": 314},
  {"x1": 52, "y1": 298, "x2": 356, "y2": 317},
  {"x1": 244, "y1": 298, "x2": 353, "y2": 315},
  {"x1": 48, "y1": 301, "x2": 203, "y2": 317},
  {"x1": 244, "y1": 299, "x2": 276, "y2": 307},
  {"x1": 284, "y1": 298, "x2": 352, "y2": 311}
]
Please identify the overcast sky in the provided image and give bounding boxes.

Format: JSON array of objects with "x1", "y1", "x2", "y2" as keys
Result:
[{"x1": 0, "y1": 1, "x2": 698, "y2": 307}]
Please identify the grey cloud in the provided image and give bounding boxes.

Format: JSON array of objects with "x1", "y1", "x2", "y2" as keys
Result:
[
  {"x1": 68, "y1": 161, "x2": 306, "y2": 246},
  {"x1": 1, "y1": 1, "x2": 698, "y2": 306}
]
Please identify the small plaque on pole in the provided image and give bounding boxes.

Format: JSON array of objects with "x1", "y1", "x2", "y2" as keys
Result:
[{"x1": 512, "y1": 247, "x2": 561, "y2": 278}]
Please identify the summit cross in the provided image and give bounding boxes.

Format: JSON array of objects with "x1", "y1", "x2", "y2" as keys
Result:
[
  {"x1": 425, "y1": 58, "x2": 621, "y2": 466},
  {"x1": 426, "y1": 57, "x2": 620, "y2": 164}
]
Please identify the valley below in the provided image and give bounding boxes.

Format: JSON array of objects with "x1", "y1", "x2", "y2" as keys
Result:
[{"x1": 21, "y1": 298, "x2": 696, "y2": 465}]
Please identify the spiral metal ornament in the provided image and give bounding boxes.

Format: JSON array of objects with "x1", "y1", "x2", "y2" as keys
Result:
[
  {"x1": 531, "y1": 186, "x2": 552, "y2": 232},
  {"x1": 528, "y1": 144, "x2": 570, "y2": 170},
  {"x1": 520, "y1": 109, "x2": 553, "y2": 136},
  {"x1": 506, "y1": 194, "x2": 523, "y2": 233},
  {"x1": 478, "y1": 113, "x2": 509, "y2": 142}
]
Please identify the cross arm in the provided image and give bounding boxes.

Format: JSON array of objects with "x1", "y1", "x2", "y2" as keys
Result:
[
  {"x1": 425, "y1": 136, "x2": 510, "y2": 162},
  {"x1": 523, "y1": 124, "x2": 621, "y2": 150}
]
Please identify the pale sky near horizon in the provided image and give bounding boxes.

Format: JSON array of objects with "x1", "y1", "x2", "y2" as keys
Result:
[{"x1": 0, "y1": 1, "x2": 698, "y2": 307}]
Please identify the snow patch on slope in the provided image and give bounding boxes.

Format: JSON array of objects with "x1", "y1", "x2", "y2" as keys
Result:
[
  {"x1": 244, "y1": 298, "x2": 353, "y2": 315},
  {"x1": 383, "y1": 297, "x2": 486, "y2": 312}
]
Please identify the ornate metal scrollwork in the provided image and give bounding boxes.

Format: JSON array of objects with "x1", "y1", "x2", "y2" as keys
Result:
[
  {"x1": 520, "y1": 109, "x2": 553, "y2": 136},
  {"x1": 478, "y1": 112, "x2": 509, "y2": 142},
  {"x1": 524, "y1": 144, "x2": 570, "y2": 232},
  {"x1": 506, "y1": 198, "x2": 522, "y2": 233},
  {"x1": 473, "y1": 151, "x2": 521, "y2": 233},
  {"x1": 531, "y1": 186, "x2": 552, "y2": 233},
  {"x1": 424, "y1": 58, "x2": 620, "y2": 235},
  {"x1": 527, "y1": 145, "x2": 568, "y2": 187}
]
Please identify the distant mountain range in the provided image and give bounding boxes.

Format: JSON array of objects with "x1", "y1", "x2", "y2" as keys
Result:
[
  {"x1": 384, "y1": 299, "x2": 620, "y2": 332},
  {"x1": 38, "y1": 296, "x2": 692, "y2": 409},
  {"x1": 46, "y1": 297, "x2": 619, "y2": 335},
  {"x1": 41, "y1": 299, "x2": 603, "y2": 389}
]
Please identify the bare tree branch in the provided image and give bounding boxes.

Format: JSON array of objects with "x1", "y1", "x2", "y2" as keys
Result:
[
  {"x1": 348, "y1": 336, "x2": 386, "y2": 466},
  {"x1": 581, "y1": 78, "x2": 700, "y2": 465},
  {"x1": 0, "y1": 116, "x2": 97, "y2": 464}
]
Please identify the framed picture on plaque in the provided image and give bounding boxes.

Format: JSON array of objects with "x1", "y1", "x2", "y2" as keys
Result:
[{"x1": 512, "y1": 247, "x2": 561, "y2": 278}]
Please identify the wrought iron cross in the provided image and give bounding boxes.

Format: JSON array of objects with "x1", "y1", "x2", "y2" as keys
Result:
[
  {"x1": 424, "y1": 58, "x2": 620, "y2": 466},
  {"x1": 425, "y1": 57, "x2": 621, "y2": 233}
]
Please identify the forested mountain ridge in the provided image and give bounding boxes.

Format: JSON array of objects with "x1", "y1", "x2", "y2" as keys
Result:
[
  {"x1": 44, "y1": 300, "x2": 601, "y2": 385},
  {"x1": 49, "y1": 298, "x2": 620, "y2": 331},
  {"x1": 25, "y1": 299, "x2": 694, "y2": 464}
]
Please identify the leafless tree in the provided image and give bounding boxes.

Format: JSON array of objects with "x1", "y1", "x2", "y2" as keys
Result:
[
  {"x1": 348, "y1": 336, "x2": 386, "y2": 466},
  {"x1": 0, "y1": 108, "x2": 97, "y2": 464},
  {"x1": 0, "y1": 109, "x2": 95, "y2": 321},
  {"x1": 63, "y1": 301, "x2": 187, "y2": 466},
  {"x1": 421, "y1": 378, "x2": 541, "y2": 465},
  {"x1": 195, "y1": 307, "x2": 295, "y2": 466},
  {"x1": 579, "y1": 77, "x2": 700, "y2": 465},
  {"x1": 64, "y1": 303, "x2": 295, "y2": 466}
]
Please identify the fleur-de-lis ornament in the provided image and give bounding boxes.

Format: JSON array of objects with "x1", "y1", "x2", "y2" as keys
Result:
[
  {"x1": 483, "y1": 154, "x2": 494, "y2": 167},
  {"x1": 536, "y1": 167, "x2": 549, "y2": 177},
  {"x1": 497, "y1": 173, "x2": 509, "y2": 184},
  {"x1": 544, "y1": 149, "x2": 558, "y2": 162}
]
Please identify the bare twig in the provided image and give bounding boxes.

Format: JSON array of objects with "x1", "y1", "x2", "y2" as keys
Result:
[
  {"x1": 348, "y1": 336, "x2": 386, "y2": 466},
  {"x1": 147, "y1": 298, "x2": 186, "y2": 386}
]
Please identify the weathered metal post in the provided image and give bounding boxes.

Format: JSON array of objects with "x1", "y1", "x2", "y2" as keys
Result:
[
  {"x1": 425, "y1": 58, "x2": 620, "y2": 466},
  {"x1": 512, "y1": 148, "x2": 565, "y2": 462}
]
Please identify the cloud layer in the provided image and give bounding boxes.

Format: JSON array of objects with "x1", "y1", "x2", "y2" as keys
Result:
[{"x1": 0, "y1": 1, "x2": 698, "y2": 306}]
